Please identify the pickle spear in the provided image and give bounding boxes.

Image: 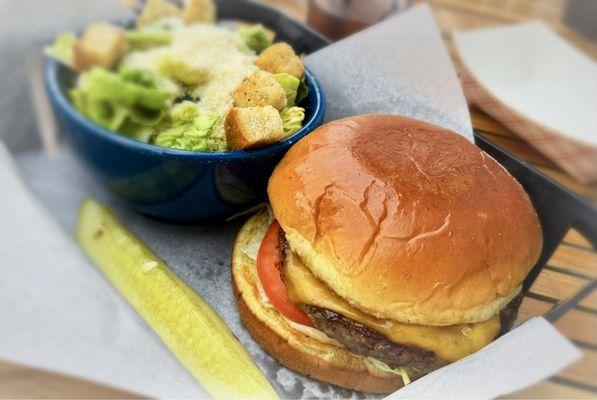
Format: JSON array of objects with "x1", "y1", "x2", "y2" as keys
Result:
[{"x1": 76, "y1": 198, "x2": 278, "y2": 400}]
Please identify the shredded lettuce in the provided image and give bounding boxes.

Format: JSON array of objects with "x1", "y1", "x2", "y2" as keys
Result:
[
  {"x1": 367, "y1": 357, "x2": 411, "y2": 386},
  {"x1": 70, "y1": 68, "x2": 170, "y2": 133},
  {"x1": 153, "y1": 102, "x2": 219, "y2": 151},
  {"x1": 239, "y1": 207, "x2": 275, "y2": 260},
  {"x1": 280, "y1": 107, "x2": 305, "y2": 136},
  {"x1": 275, "y1": 73, "x2": 300, "y2": 107},
  {"x1": 237, "y1": 24, "x2": 273, "y2": 54},
  {"x1": 44, "y1": 32, "x2": 77, "y2": 67}
]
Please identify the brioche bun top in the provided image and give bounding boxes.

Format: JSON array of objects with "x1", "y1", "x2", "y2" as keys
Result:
[{"x1": 268, "y1": 115, "x2": 542, "y2": 326}]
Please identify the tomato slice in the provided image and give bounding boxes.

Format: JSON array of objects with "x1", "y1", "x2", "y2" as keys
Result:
[{"x1": 256, "y1": 220, "x2": 314, "y2": 327}]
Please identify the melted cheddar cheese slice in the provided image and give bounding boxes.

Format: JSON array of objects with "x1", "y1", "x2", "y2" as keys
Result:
[{"x1": 283, "y1": 253, "x2": 501, "y2": 362}]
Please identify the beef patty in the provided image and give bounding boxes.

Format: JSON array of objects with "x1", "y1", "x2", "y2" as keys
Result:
[
  {"x1": 303, "y1": 294, "x2": 523, "y2": 376},
  {"x1": 279, "y1": 228, "x2": 524, "y2": 375},
  {"x1": 303, "y1": 305, "x2": 446, "y2": 376}
]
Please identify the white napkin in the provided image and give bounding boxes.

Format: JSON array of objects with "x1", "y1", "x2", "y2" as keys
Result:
[
  {"x1": 305, "y1": 4, "x2": 474, "y2": 142},
  {"x1": 0, "y1": 144, "x2": 208, "y2": 398},
  {"x1": 453, "y1": 21, "x2": 597, "y2": 147}
]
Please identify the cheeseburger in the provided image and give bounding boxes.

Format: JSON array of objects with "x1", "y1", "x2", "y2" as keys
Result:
[{"x1": 231, "y1": 115, "x2": 542, "y2": 393}]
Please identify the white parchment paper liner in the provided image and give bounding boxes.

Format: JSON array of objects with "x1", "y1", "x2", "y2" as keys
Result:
[{"x1": 0, "y1": 4, "x2": 580, "y2": 399}]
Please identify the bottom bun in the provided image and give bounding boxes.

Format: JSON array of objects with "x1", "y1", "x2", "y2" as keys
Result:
[{"x1": 231, "y1": 210, "x2": 404, "y2": 394}]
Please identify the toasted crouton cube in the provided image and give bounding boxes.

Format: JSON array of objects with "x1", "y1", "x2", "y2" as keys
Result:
[
  {"x1": 232, "y1": 71, "x2": 287, "y2": 111},
  {"x1": 255, "y1": 43, "x2": 304, "y2": 79},
  {"x1": 136, "y1": 0, "x2": 182, "y2": 28},
  {"x1": 183, "y1": 0, "x2": 216, "y2": 24},
  {"x1": 225, "y1": 106, "x2": 284, "y2": 150},
  {"x1": 73, "y1": 23, "x2": 127, "y2": 72}
]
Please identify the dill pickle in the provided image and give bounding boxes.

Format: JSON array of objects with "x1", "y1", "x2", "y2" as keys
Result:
[{"x1": 76, "y1": 199, "x2": 278, "y2": 400}]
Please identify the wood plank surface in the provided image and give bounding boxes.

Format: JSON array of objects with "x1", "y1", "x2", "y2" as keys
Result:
[
  {"x1": 529, "y1": 269, "x2": 596, "y2": 308},
  {"x1": 1, "y1": 0, "x2": 595, "y2": 398},
  {"x1": 558, "y1": 349, "x2": 597, "y2": 389},
  {"x1": 564, "y1": 229, "x2": 594, "y2": 250},
  {"x1": 0, "y1": 361, "x2": 137, "y2": 399},
  {"x1": 517, "y1": 297, "x2": 596, "y2": 346},
  {"x1": 548, "y1": 246, "x2": 597, "y2": 278},
  {"x1": 507, "y1": 380, "x2": 597, "y2": 399}
]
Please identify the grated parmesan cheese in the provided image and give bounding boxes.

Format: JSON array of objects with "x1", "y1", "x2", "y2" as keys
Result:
[{"x1": 121, "y1": 24, "x2": 259, "y2": 148}]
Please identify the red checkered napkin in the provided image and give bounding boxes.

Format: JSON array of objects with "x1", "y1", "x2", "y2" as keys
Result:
[
  {"x1": 458, "y1": 61, "x2": 597, "y2": 183},
  {"x1": 452, "y1": 22, "x2": 597, "y2": 184}
]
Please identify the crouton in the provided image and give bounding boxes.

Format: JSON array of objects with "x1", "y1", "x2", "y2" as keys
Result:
[
  {"x1": 225, "y1": 106, "x2": 284, "y2": 150},
  {"x1": 183, "y1": 0, "x2": 216, "y2": 24},
  {"x1": 136, "y1": 0, "x2": 182, "y2": 28},
  {"x1": 73, "y1": 23, "x2": 127, "y2": 72},
  {"x1": 232, "y1": 71, "x2": 287, "y2": 111},
  {"x1": 255, "y1": 43, "x2": 304, "y2": 79}
]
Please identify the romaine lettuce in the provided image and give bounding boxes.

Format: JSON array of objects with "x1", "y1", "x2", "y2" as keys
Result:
[
  {"x1": 153, "y1": 102, "x2": 219, "y2": 151},
  {"x1": 296, "y1": 77, "x2": 309, "y2": 104},
  {"x1": 126, "y1": 30, "x2": 172, "y2": 50},
  {"x1": 280, "y1": 106, "x2": 305, "y2": 136},
  {"x1": 275, "y1": 73, "x2": 300, "y2": 107},
  {"x1": 70, "y1": 68, "x2": 170, "y2": 134},
  {"x1": 44, "y1": 32, "x2": 77, "y2": 67},
  {"x1": 157, "y1": 55, "x2": 208, "y2": 86},
  {"x1": 237, "y1": 24, "x2": 273, "y2": 54}
]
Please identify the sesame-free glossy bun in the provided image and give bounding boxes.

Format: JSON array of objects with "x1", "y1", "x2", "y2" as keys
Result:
[{"x1": 268, "y1": 115, "x2": 542, "y2": 326}]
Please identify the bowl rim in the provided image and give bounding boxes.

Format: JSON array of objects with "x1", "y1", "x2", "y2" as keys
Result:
[{"x1": 44, "y1": 60, "x2": 325, "y2": 161}]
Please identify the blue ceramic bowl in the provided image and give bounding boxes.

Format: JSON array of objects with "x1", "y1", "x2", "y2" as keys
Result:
[{"x1": 44, "y1": 61, "x2": 325, "y2": 222}]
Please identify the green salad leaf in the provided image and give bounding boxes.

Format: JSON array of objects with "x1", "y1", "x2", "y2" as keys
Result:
[
  {"x1": 153, "y1": 102, "x2": 219, "y2": 151},
  {"x1": 70, "y1": 68, "x2": 170, "y2": 135},
  {"x1": 237, "y1": 24, "x2": 273, "y2": 53},
  {"x1": 157, "y1": 55, "x2": 208, "y2": 86},
  {"x1": 119, "y1": 120, "x2": 155, "y2": 143},
  {"x1": 126, "y1": 30, "x2": 172, "y2": 50},
  {"x1": 296, "y1": 77, "x2": 309, "y2": 105},
  {"x1": 275, "y1": 73, "x2": 300, "y2": 107},
  {"x1": 203, "y1": 136, "x2": 228, "y2": 152},
  {"x1": 44, "y1": 32, "x2": 77, "y2": 67},
  {"x1": 280, "y1": 106, "x2": 305, "y2": 136},
  {"x1": 122, "y1": 64, "x2": 185, "y2": 100},
  {"x1": 366, "y1": 357, "x2": 411, "y2": 386}
]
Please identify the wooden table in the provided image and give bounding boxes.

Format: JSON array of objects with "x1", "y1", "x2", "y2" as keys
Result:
[{"x1": 1, "y1": 0, "x2": 595, "y2": 398}]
